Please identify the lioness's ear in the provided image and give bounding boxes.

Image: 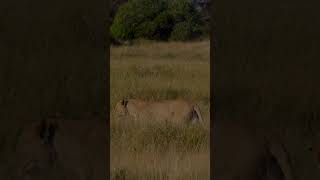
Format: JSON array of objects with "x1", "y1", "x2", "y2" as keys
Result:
[
  {"x1": 38, "y1": 118, "x2": 58, "y2": 146},
  {"x1": 38, "y1": 119, "x2": 47, "y2": 139},
  {"x1": 121, "y1": 99, "x2": 129, "y2": 107},
  {"x1": 46, "y1": 121, "x2": 57, "y2": 146}
]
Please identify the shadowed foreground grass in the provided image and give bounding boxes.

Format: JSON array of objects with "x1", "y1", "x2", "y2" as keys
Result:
[
  {"x1": 110, "y1": 40, "x2": 210, "y2": 179},
  {"x1": 111, "y1": 117, "x2": 209, "y2": 180}
]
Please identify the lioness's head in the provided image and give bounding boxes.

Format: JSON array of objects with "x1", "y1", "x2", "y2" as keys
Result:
[
  {"x1": 14, "y1": 119, "x2": 58, "y2": 179},
  {"x1": 114, "y1": 99, "x2": 129, "y2": 116}
]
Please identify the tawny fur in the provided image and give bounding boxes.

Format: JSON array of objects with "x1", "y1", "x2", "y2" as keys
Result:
[
  {"x1": 213, "y1": 120, "x2": 294, "y2": 180},
  {"x1": 114, "y1": 98, "x2": 204, "y2": 124}
]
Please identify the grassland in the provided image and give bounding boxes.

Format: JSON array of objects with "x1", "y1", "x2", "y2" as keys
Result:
[{"x1": 110, "y1": 40, "x2": 210, "y2": 180}]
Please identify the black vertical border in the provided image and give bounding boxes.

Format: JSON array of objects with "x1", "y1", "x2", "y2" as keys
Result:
[
  {"x1": 106, "y1": 0, "x2": 111, "y2": 178},
  {"x1": 210, "y1": 0, "x2": 216, "y2": 179}
]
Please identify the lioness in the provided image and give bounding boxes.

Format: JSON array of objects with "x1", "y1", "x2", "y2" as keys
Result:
[
  {"x1": 114, "y1": 98, "x2": 204, "y2": 124},
  {"x1": 13, "y1": 115, "x2": 107, "y2": 180},
  {"x1": 213, "y1": 120, "x2": 294, "y2": 180}
]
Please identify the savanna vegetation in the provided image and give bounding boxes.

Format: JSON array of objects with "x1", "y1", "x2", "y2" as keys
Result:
[
  {"x1": 110, "y1": 0, "x2": 209, "y2": 42},
  {"x1": 110, "y1": 40, "x2": 210, "y2": 179}
]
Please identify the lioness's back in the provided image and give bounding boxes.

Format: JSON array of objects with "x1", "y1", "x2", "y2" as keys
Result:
[{"x1": 120, "y1": 99, "x2": 201, "y2": 124}]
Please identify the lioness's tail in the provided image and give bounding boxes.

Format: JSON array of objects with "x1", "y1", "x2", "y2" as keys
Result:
[
  {"x1": 193, "y1": 105, "x2": 204, "y2": 124},
  {"x1": 268, "y1": 141, "x2": 294, "y2": 180}
]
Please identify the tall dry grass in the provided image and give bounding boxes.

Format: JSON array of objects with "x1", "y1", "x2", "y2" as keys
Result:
[{"x1": 110, "y1": 40, "x2": 210, "y2": 179}]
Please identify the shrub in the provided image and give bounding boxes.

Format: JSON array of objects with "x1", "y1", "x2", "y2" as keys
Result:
[
  {"x1": 151, "y1": 11, "x2": 174, "y2": 40},
  {"x1": 111, "y1": 0, "x2": 203, "y2": 41},
  {"x1": 135, "y1": 21, "x2": 157, "y2": 39},
  {"x1": 110, "y1": 4, "x2": 135, "y2": 40},
  {"x1": 169, "y1": 0, "x2": 196, "y2": 22},
  {"x1": 110, "y1": 0, "x2": 168, "y2": 41},
  {"x1": 170, "y1": 21, "x2": 200, "y2": 41},
  {"x1": 168, "y1": 0, "x2": 202, "y2": 41}
]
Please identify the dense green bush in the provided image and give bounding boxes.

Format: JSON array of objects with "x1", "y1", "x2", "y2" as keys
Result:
[
  {"x1": 170, "y1": 21, "x2": 193, "y2": 41},
  {"x1": 170, "y1": 0, "x2": 202, "y2": 41},
  {"x1": 169, "y1": 21, "x2": 201, "y2": 41},
  {"x1": 151, "y1": 11, "x2": 174, "y2": 40},
  {"x1": 169, "y1": 0, "x2": 197, "y2": 22},
  {"x1": 110, "y1": 0, "x2": 204, "y2": 41}
]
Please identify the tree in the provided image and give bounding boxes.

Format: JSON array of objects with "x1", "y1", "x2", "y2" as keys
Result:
[{"x1": 110, "y1": 0, "x2": 203, "y2": 41}]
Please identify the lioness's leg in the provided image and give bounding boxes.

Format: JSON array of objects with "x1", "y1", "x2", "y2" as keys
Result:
[{"x1": 191, "y1": 110, "x2": 200, "y2": 124}]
